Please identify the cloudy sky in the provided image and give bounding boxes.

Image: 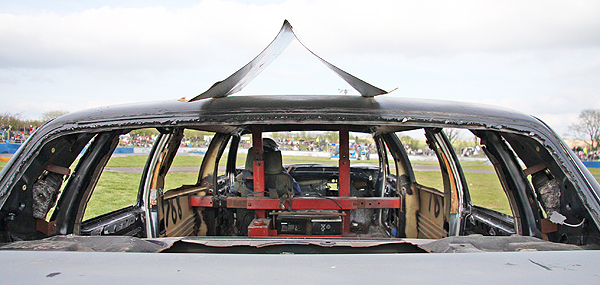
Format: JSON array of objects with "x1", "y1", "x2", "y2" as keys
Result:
[{"x1": 1, "y1": 0, "x2": 599, "y2": 136}]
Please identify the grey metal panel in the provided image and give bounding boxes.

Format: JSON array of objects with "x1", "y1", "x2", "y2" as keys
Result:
[{"x1": 1, "y1": 250, "x2": 599, "y2": 284}]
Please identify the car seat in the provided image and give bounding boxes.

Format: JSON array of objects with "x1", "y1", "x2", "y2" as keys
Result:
[{"x1": 264, "y1": 150, "x2": 294, "y2": 210}]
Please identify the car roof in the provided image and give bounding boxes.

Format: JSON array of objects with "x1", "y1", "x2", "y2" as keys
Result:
[{"x1": 44, "y1": 95, "x2": 542, "y2": 135}]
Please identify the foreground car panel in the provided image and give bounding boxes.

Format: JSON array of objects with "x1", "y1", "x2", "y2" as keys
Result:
[{"x1": 1, "y1": 250, "x2": 599, "y2": 283}]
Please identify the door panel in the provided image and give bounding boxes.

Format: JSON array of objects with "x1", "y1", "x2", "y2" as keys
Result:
[{"x1": 80, "y1": 206, "x2": 145, "y2": 237}]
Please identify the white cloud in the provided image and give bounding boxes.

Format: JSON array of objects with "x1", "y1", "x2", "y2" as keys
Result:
[
  {"x1": 288, "y1": 0, "x2": 600, "y2": 55},
  {"x1": 2, "y1": 0, "x2": 599, "y2": 69}
]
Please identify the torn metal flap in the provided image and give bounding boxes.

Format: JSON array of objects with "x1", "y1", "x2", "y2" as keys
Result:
[
  {"x1": 188, "y1": 20, "x2": 388, "y2": 102},
  {"x1": 292, "y1": 26, "x2": 388, "y2": 97},
  {"x1": 189, "y1": 20, "x2": 295, "y2": 101}
]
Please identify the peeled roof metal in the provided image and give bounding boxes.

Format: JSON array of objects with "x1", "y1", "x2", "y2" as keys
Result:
[{"x1": 188, "y1": 20, "x2": 388, "y2": 101}]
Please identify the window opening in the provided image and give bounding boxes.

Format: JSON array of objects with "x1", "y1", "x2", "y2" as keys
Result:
[{"x1": 83, "y1": 128, "x2": 158, "y2": 220}]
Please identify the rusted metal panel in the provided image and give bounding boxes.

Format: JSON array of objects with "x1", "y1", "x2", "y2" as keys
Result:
[
  {"x1": 247, "y1": 197, "x2": 357, "y2": 210},
  {"x1": 188, "y1": 196, "x2": 213, "y2": 207},
  {"x1": 356, "y1": 197, "x2": 402, "y2": 209},
  {"x1": 251, "y1": 126, "x2": 265, "y2": 197},
  {"x1": 190, "y1": 196, "x2": 400, "y2": 210},
  {"x1": 35, "y1": 219, "x2": 57, "y2": 236},
  {"x1": 226, "y1": 197, "x2": 248, "y2": 208},
  {"x1": 247, "y1": 218, "x2": 272, "y2": 237},
  {"x1": 253, "y1": 161, "x2": 265, "y2": 197},
  {"x1": 339, "y1": 125, "x2": 351, "y2": 197}
]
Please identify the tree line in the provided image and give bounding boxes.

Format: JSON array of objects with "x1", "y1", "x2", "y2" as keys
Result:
[
  {"x1": 1, "y1": 111, "x2": 69, "y2": 142},
  {"x1": 568, "y1": 109, "x2": 600, "y2": 151},
  {"x1": 1, "y1": 110, "x2": 69, "y2": 129}
]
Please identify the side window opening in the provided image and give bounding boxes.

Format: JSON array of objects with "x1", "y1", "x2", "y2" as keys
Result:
[
  {"x1": 440, "y1": 128, "x2": 515, "y2": 237},
  {"x1": 163, "y1": 130, "x2": 210, "y2": 190},
  {"x1": 82, "y1": 129, "x2": 158, "y2": 221},
  {"x1": 394, "y1": 129, "x2": 453, "y2": 239},
  {"x1": 473, "y1": 130, "x2": 541, "y2": 237},
  {"x1": 395, "y1": 127, "x2": 512, "y2": 239},
  {"x1": 376, "y1": 134, "x2": 404, "y2": 237},
  {"x1": 154, "y1": 131, "x2": 231, "y2": 237},
  {"x1": 396, "y1": 127, "x2": 518, "y2": 238},
  {"x1": 441, "y1": 128, "x2": 512, "y2": 215},
  {"x1": 53, "y1": 128, "x2": 170, "y2": 238},
  {"x1": 49, "y1": 130, "x2": 122, "y2": 236},
  {"x1": 50, "y1": 128, "x2": 208, "y2": 238}
]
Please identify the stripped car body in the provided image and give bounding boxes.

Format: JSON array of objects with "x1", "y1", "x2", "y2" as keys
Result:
[
  {"x1": 1, "y1": 93, "x2": 599, "y2": 253},
  {"x1": 1, "y1": 22, "x2": 600, "y2": 280}
]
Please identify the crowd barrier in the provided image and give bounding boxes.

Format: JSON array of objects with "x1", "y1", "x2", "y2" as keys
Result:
[
  {"x1": 583, "y1": 161, "x2": 600, "y2": 169},
  {"x1": 0, "y1": 144, "x2": 21, "y2": 154}
]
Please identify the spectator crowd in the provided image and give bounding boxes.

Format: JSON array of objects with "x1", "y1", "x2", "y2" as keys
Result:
[{"x1": 1, "y1": 124, "x2": 38, "y2": 144}]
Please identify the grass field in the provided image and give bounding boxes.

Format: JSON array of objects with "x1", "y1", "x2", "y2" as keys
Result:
[
  {"x1": 88, "y1": 155, "x2": 506, "y2": 219},
  {"x1": 1, "y1": 157, "x2": 599, "y2": 220},
  {"x1": 589, "y1": 167, "x2": 600, "y2": 179}
]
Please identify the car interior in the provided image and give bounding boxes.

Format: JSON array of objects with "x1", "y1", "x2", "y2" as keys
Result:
[{"x1": 4, "y1": 121, "x2": 588, "y2": 249}]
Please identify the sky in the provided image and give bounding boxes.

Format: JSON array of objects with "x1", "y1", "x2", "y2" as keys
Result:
[{"x1": 1, "y1": 0, "x2": 599, "y2": 137}]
